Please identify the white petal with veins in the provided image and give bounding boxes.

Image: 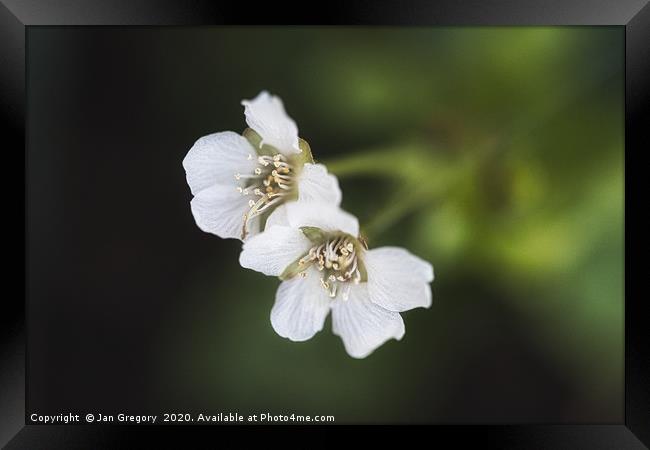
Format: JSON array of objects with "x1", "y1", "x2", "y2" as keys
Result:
[
  {"x1": 298, "y1": 163, "x2": 342, "y2": 206},
  {"x1": 190, "y1": 184, "x2": 258, "y2": 240},
  {"x1": 241, "y1": 91, "x2": 300, "y2": 155},
  {"x1": 284, "y1": 202, "x2": 359, "y2": 237},
  {"x1": 331, "y1": 283, "x2": 405, "y2": 359},
  {"x1": 183, "y1": 131, "x2": 257, "y2": 196},
  {"x1": 364, "y1": 247, "x2": 434, "y2": 312},
  {"x1": 271, "y1": 268, "x2": 332, "y2": 342},
  {"x1": 240, "y1": 226, "x2": 312, "y2": 277},
  {"x1": 264, "y1": 203, "x2": 290, "y2": 229}
]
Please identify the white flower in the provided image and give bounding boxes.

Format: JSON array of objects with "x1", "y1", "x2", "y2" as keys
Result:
[
  {"x1": 239, "y1": 202, "x2": 434, "y2": 359},
  {"x1": 182, "y1": 91, "x2": 341, "y2": 240}
]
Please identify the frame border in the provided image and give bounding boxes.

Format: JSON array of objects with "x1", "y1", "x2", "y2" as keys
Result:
[{"x1": 3, "y1": 1, "x2": 648, "y2": 447}]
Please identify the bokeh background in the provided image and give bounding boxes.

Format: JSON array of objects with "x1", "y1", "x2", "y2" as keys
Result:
[{"x1": 27, "y1": 27, "x2": 623, "y2": 423}]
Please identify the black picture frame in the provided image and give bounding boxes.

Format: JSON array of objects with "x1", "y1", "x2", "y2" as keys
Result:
[{"x1": 3, "y1": 1, "x2": 648, "y2": 447}]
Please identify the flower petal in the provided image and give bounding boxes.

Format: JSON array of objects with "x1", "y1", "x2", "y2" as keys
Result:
[
  {"x1": 331, "y1": 284, "x2": 405, "y2": 359},
  {"x1": 241, "y1": 91, "x2": 300, "y2": 155},
  {"x1": 182, "y1": 131, "x2": 257, "y2": 196},
  {"x1": 264, "y1": 203, "x2": 289, "y2": 229},
  {"x1": 239, "y1": 226, "x2": 312, "y2": 277},
  {"x1": 271, "y1": 269, "x2": 332, "y2": 341},
  {"x1": 284, "y1": 202, "x2": 359, "y2": 237},
  {"x1": 297, "y1": 163, "x2": 342, "y2": 206},
  {"x1": 190, "y1": 184, "x2": 257, "y2": 240},
  {"x1": 364, "y1": 247, "x2": 434, "y2": 312}
]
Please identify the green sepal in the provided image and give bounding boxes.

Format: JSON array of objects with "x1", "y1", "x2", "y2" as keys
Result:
[
  {"x1": 350, "y1": 235, "x2": 369, "y2": 282},
  {"x1": 279, "y1": 257, "x2": 306, "y2": 281},
  {"x1": 356, "y1": 258, "x2": 368, "y2": 283},
  {"x1": 297, "y1": 138, "x2": 315, "y2": 164},
  {"x1": 299, "y1": 226, "x2": 326, "y2": 243},
  {"x1": 278, "y1": 226, "x2": 326, "y2": 280},
  {"x1": 242, "y1": 128, "x2": 315, "y2": 164},
  {"x1": 242, "y1": 128, "x2": 277, "y2": 157}
]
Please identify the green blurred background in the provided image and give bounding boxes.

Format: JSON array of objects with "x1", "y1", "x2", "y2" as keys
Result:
[
  {"x1": 161, "y1": 27, "x2": 623, "y2": 423},
  {"x1": 28, "y1": 26, "x2": 623, "y2": 424}
]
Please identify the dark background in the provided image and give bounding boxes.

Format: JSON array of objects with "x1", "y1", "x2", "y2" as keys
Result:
[{"x1": 26, "y1": 27, "x2": 624, "y2": 424}]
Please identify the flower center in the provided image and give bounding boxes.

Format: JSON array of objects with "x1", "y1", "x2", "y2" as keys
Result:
[
  {"x1": 298, "y1": 235, "x2": 363, "y2": 300},
  {"x1": 236, "y1": 153, "x2": 296, "y2": 239}
]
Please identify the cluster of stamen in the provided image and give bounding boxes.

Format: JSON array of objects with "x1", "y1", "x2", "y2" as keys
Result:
[
  {"x1": 297, "y1": 236, "x2": 362, "y2": 300},
  {"x1": 236, "y1": 153, "x2": 295, "y2": 239}
]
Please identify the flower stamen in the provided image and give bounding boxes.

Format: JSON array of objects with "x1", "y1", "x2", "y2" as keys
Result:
[
  {"x1": 239, "y1": 153, "x2": 296, "y2": 239},
  {"x1": 297, "y1": 235, "x2": 364, "y2": 299}
]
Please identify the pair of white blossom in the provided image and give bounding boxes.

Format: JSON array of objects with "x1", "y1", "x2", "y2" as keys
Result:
[{"x1": 183, "y1": 91, "x2": 434, "y2": 358}]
